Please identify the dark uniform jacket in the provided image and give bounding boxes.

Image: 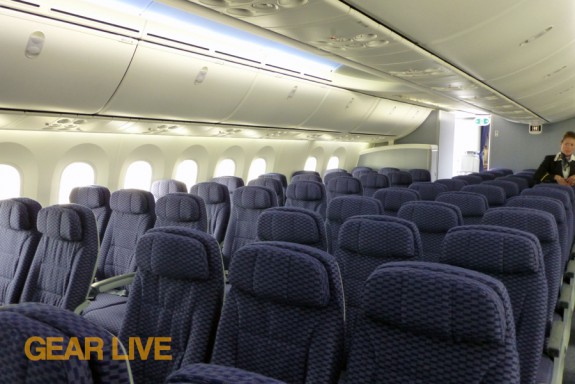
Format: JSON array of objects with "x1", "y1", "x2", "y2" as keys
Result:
[{"x1": 533, "y1": 152, "x2": 575, "y2": 184}]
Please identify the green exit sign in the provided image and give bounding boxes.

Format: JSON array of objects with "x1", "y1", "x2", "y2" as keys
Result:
[{"x1": 474, "y1": 116, "x2": 491, "y2": 125}]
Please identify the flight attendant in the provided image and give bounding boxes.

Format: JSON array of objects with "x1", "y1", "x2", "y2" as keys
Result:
[{"x1": 534, "y1": 131, "x2": 575, "y2": 185}]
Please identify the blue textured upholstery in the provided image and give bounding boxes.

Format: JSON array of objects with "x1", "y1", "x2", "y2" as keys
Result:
[
  {"x1": 82, "y1": 189, "x2": 155, "y2": 332},
  {"x1": 2, "y1": 302, "x2": 132, "y2": 383},
  {"x1": 483, "y1": 179, "x2": 519, "y2": 198},
  {"x1": 472, "y1": 172, "x2": 496, "y2": 181},
  {"x1": 359, "y1": 173, "x2": 389, "y2": 197},
  {"x1": 166, "y1": 363, "x2": 286, "y2": 383},
  {"x1": 118, "y1": 227, "x2": 224, "y2": 383},
  {"x1": 408, "y1": 168, "x2": 431, "y2": 182},
  {"x1": 222, "y1": 186, "x2": 278, "y2": 269},
  {"x1": 388, "y1": 171, "x2": 412, "y2": 188},
  {"x1": 155, "y1": 193, "x2": 208, "y2": 232},
  {"x1": 408, "y1": 181, "x2": 448, "y2": 200},
  {"x1": 436, "y1": 191, "x2": 489, "y2": 225},
  {"x1": 378, "y1": 167, "x2": 399, "y2": 175},
  {"x1": 490, "y1": 167, "x2": 514, "y2": 176},
  {"x1": 498, "y1": 175, "x2": 530, "y2": 191},
  {"x1": 372, "y1": 187, "x2": 420, "y2": 216},
  {"x1": 0, "y1": 198, "x2": 41, "y2": 305},
  {"x1": 510, "y1": 172, "x2": 535, "y2": 188},
  {"x1": 150, "y1": 179, "x2": 187, "y2": 201},
  {"x1": 326, "y1": 176, "x2": 363, "y2": 202},
  {"x1": 351, "y1": 167, "x2": 373, "y2": 179},
  {"x1": 190, "y1": 181, "x2": 231, "y2": 243},
  {"x1": 452, "y1": 174, "x2": 482, "y2": 185},
  {"x1": 482, "y1": 207, "x2": 561, "y2": 329},
  {"x1": 434, "y1": 178, "x2": 467, "y2": 191},
  {"x1": 323, "y1": 171, "x2": 351, "y2": 187},
  {"x1": 285, "y1": 180, "x2": 327, "y2": 219},
  {"x1": 461, "y1": 184, "x2": 506, "y2": 207},
  {"x1": 335, "y1": 215, "x2": 423, "y2": 360},
  {"x1": 397, "y1": 201, "x2": 463, "y2": 261},
  {"x1": 211, "y1": 176, "x2": 245, "y2": 198},
  {"x1": 345, "y1": 261, "x2": 520, "y2": 384},
  {"x1": 524, "y1": 186, "x2": 574, "y2": 244},
  {"x1": 259, "y1": 173, "x2": 287, "y2": 204},
  {"x1": 249, "y1": 177, "x2": 285, "y2": 206},
  {"x1": 19, "y1": 204, "x2": 99, "y2": 311},
  {"x1": 256, "y1": 206, "x2": 327, "y2": 251},
  {"x1": 69, "y1": 185, "x2": 111, "y2": 242},
  {"x1": 291, "y1": 170, "x2": 321, "y2": 181},
  {"x1": 441, "y1": 225, "x2": 547, "y2": 384},
  {"x1": 325, "y1": 195, "x2": 383, "y2": 254},
  {"x1": 210, "y1": 241, "x2": 345, "y2": 383},
  {"x1": 290, "y1": 173, "x2": 322, "y2": 184}
]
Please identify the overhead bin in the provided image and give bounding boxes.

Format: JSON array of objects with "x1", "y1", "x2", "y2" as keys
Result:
[
  {"x1": 353, "y1": 99, "x2": 432, "y2": 136},
  {"x1": 0, "y1": 7, "x2": 138, "y2": 114}
]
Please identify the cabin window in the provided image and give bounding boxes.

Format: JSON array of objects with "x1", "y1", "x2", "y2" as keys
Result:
[
  {"x1": 214, "y1": 158, "x2": 236, "y2": 177},
  {"x1": 326, "y1": 156, "x2": 340, "y2": 170},
  {"x1": 123, "y1": 161, "x2": 152, "y2": 191},
  {"x1": 0, "y1": 164, "x2": 21, "y2": 199},
  {"x1": 247, "y1": 158, "x2": 267, "y2": 182},
  {"x1": 58, "y1": 162, "x2": 95, "y2": 203},
  {"x1": 304, "y1": 156, "x2": 317, "y2": 172},
  {"x1": 175, "y1": 160, "x2": 198, "y2": 191}
]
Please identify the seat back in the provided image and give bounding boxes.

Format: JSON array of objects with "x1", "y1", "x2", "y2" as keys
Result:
[
  {"x1": 189, "y1": 182, "x2": 231, "y2": 243},
  {"x1": 483, "y1": 179, "x2": 519, "y2": 198},
  {"x1": 408, "y1": 168, "x2": 431, "y2": 182},
  {"x1": 461, "y1": 184, "x2": 506, "y2": 207},
  {"x1": 259, "y1": 172, "x2": 287, "y2": 191},
  {"x1": 118, "y1": 227, "x2": 224, "y2": 383},
  {"x1": 221, "y1": 186, "x2": 278, "y2": 268},
  {"x1": 326, "y1": 176, "x2": 363, "y2": 202},
  {"x1": 345, "y1": 261, "x2": 520, "y2": 384},
  {"x1": 373, "y1": 187, "x2": 420, "y2": 216},
  {"x1": 482, "y1": 207, "x2": 562, "y2": 328},
  {"x1": 397, "y1": 201, "x2": 463, "y2": 261},
  {"x1": 211, "y1": 176, "x2": 244, "y2": 198},
  {"x1": 290, "y1": 173, "x2": 322, "y2": 183},
  {"x1": 212, "y1": 241, "x2": 345, "y2": 384},
  {"x1": 351, "y1": 166, "x2": 373, "y2": 179},
  {"x1": 249, "y1": 177, "x2": 285, "y2": 206},
  {"x1": 359, "y1": 173, "x2": 389, "y2": 197},
  {"x1": 378, "y1": 167, "x2": 399, "y2": 175},
  {"x1": 96, "y1": 189, "x2": 156, "y2": 281},
  {"x1": 408, "y1": 181, "x2": 448, "y2": 200},
  {"x1": 150, "y1": 179, "x2": 187, "y2": 201},
  {"x1": 69, "y1": 185, "x2": 111, "y2": 242},
  {"x1": 257, "y1": 206, "x2": 327, "y2": 251},
  {"x1": 388, "y1": 171, "x2": 412, "y2": 188},
  {"x1": 155, "y1": 193, "x2": 208, "y2": 232},
  {"x1": 472, "y1": 172, "x2": 496, "y2": 181},
  {"x1": 0, "y1": 198, "x2": 41, "y2": 305},
  {"x1": 434, "y1": 178, "x2": 467, "y2": 191},
  {"x1": 291, "y1": 170, "x2": 321, "y2": 181},
  {"x1": 325, "y1": 195, "x2": 383, "y2": 254},
  {"x1": 2, "y1": 302, "x2": 132, "y2": 383},
  {"x1": 19, "y1": 204, "x2": 99, "y2": 311},
  {"x1": 284, "y1": 180, "x2": 327, "y2": 219},
  {"x1": 452, "y1": 174, "x2": 482, "y2": 185},
  {"x1": 335, "y1": 215, "x2": 423, "y2": 359},
  {"x1": 323, "y1": 170, "x2": 351, "y2": 186},
  {"x1": 497, "y1": 175, "x2": 529, "y2": 191},
  {"x1": 441, "y1": 225, "x2": 547, "y2": 384},
  {"x1": 435, "y1": 191, "x2": 489, "y2": 225}
]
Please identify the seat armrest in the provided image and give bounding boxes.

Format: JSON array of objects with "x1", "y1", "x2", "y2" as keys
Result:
[
  {"x1": 90, "y1": 273, "x2": 137, "y2": 295},
  {"x1": 546, "y1": 319, "x2": 565, "y2": 358}
]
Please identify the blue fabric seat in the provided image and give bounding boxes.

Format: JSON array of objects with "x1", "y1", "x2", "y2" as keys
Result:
[
  {"x1": 461, "y1": 184, "x2": 506, "y2": 207},
  {"x1": 0, "y1": 198, "x2": 41, "y2": 305},
  {"x1": 19, "y1": 204, "x2": 99, "y2": 311},
  {"x1": 483, "y1": 179, "x2": 519, "y2": 198},
  {"x1": 167, "y1": 241, "x2": 345, "y2": 384},
  {"x1": 325, "y1": 176, "x2": 363, "y2": 203},
  {"x1": 290, "y1": 173, "x2": 323, "y2": 184},
  {"x1": 284, "y1": 180, "x2": 327, "y2": 219},
  {"x1": 334, "y1": 215, "x2": 423, "y2": 361},
  {"x1": 359, "y1": 173, "x2": 389, "y2": 197},
  {"x1": 118, "y1": 227, "x2": 225, "y2": 383},
  {"x1": 325, "y1": 195, "x2": 382, "y2": 254},
  {"x1": 345, "y1": 261, "x2": 520, "y2": 384},
  {"x1": 259, "y1": 173, "x2": 288, "y2": 204},
  {"x1": 249, "y1": 177, "x2": 285, "y2": 206},
  {"x1": 189, "y1": 181, "x2": 231, "y2": 243},
  {"x1": 408, "y1": 181, "x2": 448, "y2": 200},
  {"x1": 435, "y1": 191, "x2": 489, "y2": 225},
  {"x1": 155, "y1": 192, "x2": 208, "y2": 232},
  {"x1": 372, "y1": 187, "x2": 420, "y2": 216},
  {"x1": 440, "y1": 225, "x2": 548, "y2": 384},
  {"x1": 408, "y1": 168, "x2": 431, "y2": 182},
  {"x1": 351, "y1": 166, "x2": 373, "y2": 179},
  {"x1": 452, "y1": 174, "x2": 482, "y2": 185},
  {"x1": 211, "y1": 176, "x2": 245, "y2": 200},
  {"x1": 256, "y1": 206, "x2": 327, "y2": 251},
  {"x1": 221, "y1": 186, "x2": 277, "y2": 269},
  {"x1": 434, "y1": 178, "x2": 467, "y2": 191},
  {"x1": 69, "y1": 185, "x2": 111, "y2": 242},
  {"x1": 150, "y1": 179, "x2": 187, "y2": 201},
  {"x1": 323, "y1": 169, "x2": 350, "y2": 186},
  {"x1": 378, "y1": 167, "x2": 399, "y2": 176},
  {"x1": 388, "y1": 171, "x2": 412, "y2": 188}
]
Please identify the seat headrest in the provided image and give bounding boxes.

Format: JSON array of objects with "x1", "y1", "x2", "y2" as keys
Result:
[
  {"x1": 257, "y1": 207, "x2": 323, "y2": 246},
  {"x1": 136, "y1": 227, "x2": 212, "y2": 281},
  {"x1": 462, "y1": 185, "x2": 506, "y2": 205},
  {"x1": 286, "y1": 181, "x2": 324, "y2": 201},
  {"x1": 110, "y1": 189, "x2": 154, "y2": 214},
  {"x1": 398, "y1": 201, "x2": 462, "y2": 232},
  {"x1": 69, "y1": 185, "x2": 110, "y2": 209},
  {"x1": 37, "y1": 206, "x2": 82, "y2": 241},
  {"x1": 442, "y1": 225, "x2": 543, "y2": 274},
  {"x1": 326, "y1": 196, "x2": 382, "y2": 222},
  {"x1": 364, "y1": 262, "x2": 507, "y2": 344},
  {"x1": 155, "y1": 193, "x2": 204, "y2": 222},
  {"x1": 327, "y1": 177, "x2": 362, "y2": 193},
  {"x1": 338, "y1": 215, "x2": 422, "y2": 259},
  {"x1": 229, "y1": 242, "x2": 330, "y2": 307},
  {"x1": 0, "y1": 198, "x2": 40, "y2": 230},
  {"x1": 190, "y1": 182, "x2": 229, "y2": 204},
  {"x1": 359, "y1": 173, "x2": 388, "y2": 188},
  {"x1": 233, "y1": 186, "x2": 276, "y2": 209},
  {"x1": 522, "y1": 188, "x2": 571, "y2": 209},
  {"x1": 150, "y1": 179, "x2": 187, "y2": 199},
  {"x1": 436, "y1": 191, "x2": 488, "y2": 216},
  {"x1": 482, "y1": 207, "x2": 557, "y2": 242},
  {"x1": 506, "y1": 196, "x2": 565, "y2": 224},
  {"x1": 373, "y1": 188, "x2": 420, "y2": 211}
]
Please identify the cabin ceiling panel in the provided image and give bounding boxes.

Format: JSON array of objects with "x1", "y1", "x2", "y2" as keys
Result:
[
  {"x1": 0, "y1": 8, "x2": 137, "y2": 114},
  {"x1": 101, "y1": 42, "x2": 257, "y2": 121},
  {"x1": 352, "y1": 99, "x2": 431, "y2": 136}
]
